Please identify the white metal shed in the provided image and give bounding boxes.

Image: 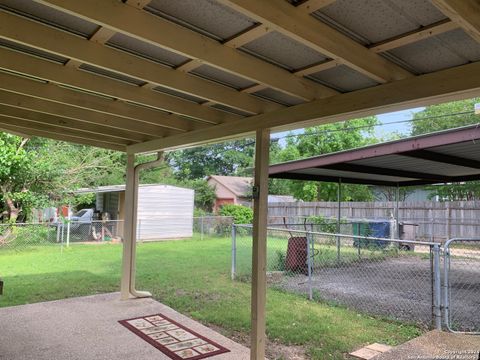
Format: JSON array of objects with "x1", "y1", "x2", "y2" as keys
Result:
[{"x1": 79, "y1": 184, "x2": 194, "y2": 240}]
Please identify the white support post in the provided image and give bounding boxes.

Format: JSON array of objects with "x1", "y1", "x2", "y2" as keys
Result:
[
  {"x1": 250, "y1": 128, "x2": 270, "y2": 360},
  {"x1": 121, "y1": 153, "x2": 136, "y2": 300},
  {"x1": 121, "y1": 153, "x2": 163, "y2": 300}
]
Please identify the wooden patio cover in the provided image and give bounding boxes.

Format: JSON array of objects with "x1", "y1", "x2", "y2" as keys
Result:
[
  {"x1": 0, "y1": 0, "x2": 479, "y2": 153},
  {"x1": 1, "y1": 1, "x2": 480, "y2": 359}
]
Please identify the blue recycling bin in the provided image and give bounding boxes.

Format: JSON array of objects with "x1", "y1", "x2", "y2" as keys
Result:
[{"x1": 353, "y1": 220, "x2": 390, "y2": 248}]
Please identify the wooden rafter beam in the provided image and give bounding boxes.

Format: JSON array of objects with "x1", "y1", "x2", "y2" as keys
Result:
[
  {"x1": 34, "y1": 0, "x2": 338, "y2": 101},
  {"x1": 0, "y1": 47, "x2": 238, "y2": 125},
  {"x1": 296, "y1": 0, "x2": 337, "y2": 13},
  {"x1": 431, "y1": 0, "x2": 480, "y2": 43},
  {"x1": 0, "y1": 104, "x2": 141, "y2": 144},
  {"x1": 127, "y1": 60, "x2": 480, "y2": 153},
  {"x1": 0, "y1": 120, "x2": 125, "y2": 151},
  {"x1": 0, "y1": 91, "x2": 161, "y2": 141},
  {"x1": 223, "y1": 24, "x2": 272, "y2": 48},
  {"x1": 0, "y1": 71, "x2": 202, "y2": 133},
  {"x1": 217, "y1": 0, "x2": 413, "y2": 83},
  {"x1": 369, "y1": 19, "x2": 458, "y2": 53},
  {"x1": 294, "y1": 19, "x2": 458, "y2": 77},
  {"x1": 0, "y1": 12, "x2": 282, "y2": 115},
  {"x1": 0, "y1": 113, "x2": 130, "y2": 146},
  {"x1": 176, "y1": 23, "x2": 273, "y2": 75}
]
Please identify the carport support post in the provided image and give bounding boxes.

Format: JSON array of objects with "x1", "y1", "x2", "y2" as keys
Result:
[
  {"x1": 432, "y1": 243, "x2": 442, "y2": 330},
  {"x1": 250, "y1": 128, "x2": 270, "y2": 360},
  {"x1": 336, "y1": 179, "x2": 342, "y2": 262},
  {"x1": 395, "y1": 184, "x2": 400, "y2": 239}
]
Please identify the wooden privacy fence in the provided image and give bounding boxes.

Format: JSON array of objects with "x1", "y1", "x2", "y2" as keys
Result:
[{"x1": 268, "y1": 201, "x2": 480, "y2": 242}]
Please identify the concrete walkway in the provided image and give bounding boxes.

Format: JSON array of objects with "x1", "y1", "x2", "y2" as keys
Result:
[
  {"x1": 376, "y1": 330, "x2": 480, "y2": 360},
  {"x1": 0, "y1": 293, "x2": 250, "y2": 360}
]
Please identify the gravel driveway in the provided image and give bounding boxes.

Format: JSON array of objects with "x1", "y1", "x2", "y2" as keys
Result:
[{"x1": 279, "y1": 255, "x2": 480, "y2": 331}]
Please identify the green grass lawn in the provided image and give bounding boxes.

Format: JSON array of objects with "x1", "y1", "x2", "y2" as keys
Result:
[{"x1": 0, "y1": 236, "x2": 421, "y2": 359}]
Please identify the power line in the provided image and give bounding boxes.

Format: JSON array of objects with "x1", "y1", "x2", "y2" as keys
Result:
[{"x1": 271, "y1": 110, "x2": 477, "y2": 141}]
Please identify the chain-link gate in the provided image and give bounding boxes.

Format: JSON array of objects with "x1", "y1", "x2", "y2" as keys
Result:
[
  {"x1": 444, "y1": 238, "x2": 480, "y2": 334},
  {"x1": 232, "y1": 223, "x2": 444, "y2": 329}
]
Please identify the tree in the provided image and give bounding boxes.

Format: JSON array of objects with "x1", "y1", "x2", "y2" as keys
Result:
[
  {"x1": 184, "y1": 179, "x2": 216, "y2": 213},
  {"x1": 411, "y1": 98, "x2": 480, "y2": 200},
  {"x1": 0, "y1": 134, "x2": 126, "y2": 221},
  {"x1": 271, "y1": 117, "x2": 380, "y2": 201},
  {"x1": 167, "y1": 139, "x2": 255, "y2": 180},
  {"x1": 411, "y1": 98, "x2": 480, "y2": 136}
]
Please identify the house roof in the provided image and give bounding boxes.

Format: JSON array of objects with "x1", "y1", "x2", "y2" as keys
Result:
[
  {"x1": 75, "y1": 183, "x2": 191, "y2": 194},
  {"x1": 269, "y1": 124, "x2": 480, "y2": 187},
  {"x1": 208, "y1": 175, "x2": 252, "y2": 197},
  {"x1": 0, "y1": 1, "x2": 479, "y2": 153}
]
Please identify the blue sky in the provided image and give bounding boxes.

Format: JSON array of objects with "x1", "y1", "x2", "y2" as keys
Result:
[
  {"x1": 375, "y1": 107, "x2": 425, "y2": 137},
  {"x1": 273, "y1": 106, "x2": 426, "y2": 145}
]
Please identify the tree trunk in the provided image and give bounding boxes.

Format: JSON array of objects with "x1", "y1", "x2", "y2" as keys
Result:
[{"x1": 4, "y1": 195, "x2": 19, "y2": 223}]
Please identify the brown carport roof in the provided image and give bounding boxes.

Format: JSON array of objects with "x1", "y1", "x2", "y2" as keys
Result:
[{"x1": 269, "y1": 124, "x2": 480, "y2": 187}]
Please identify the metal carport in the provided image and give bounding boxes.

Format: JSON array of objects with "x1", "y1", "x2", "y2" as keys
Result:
[{"x1": 269, "y1": 124, "x2": 480, "y2": 187}]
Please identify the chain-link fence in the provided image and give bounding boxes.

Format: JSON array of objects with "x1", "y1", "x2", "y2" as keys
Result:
[
  {"x1": 193, "y1": 216, "x2": 233, "y2": 240},
  {"x1": 232, "y1": 223, "x2": 445, "y2": 329},
  {"x1": 444, "y1": 238, "x2": 480, "y2": 334},
  {"x1": 0, "y1": 216, "x2": 233, "y2": 252},
  {"x1": 268, "y1": 215, "x2": 480, "y2": 243}
]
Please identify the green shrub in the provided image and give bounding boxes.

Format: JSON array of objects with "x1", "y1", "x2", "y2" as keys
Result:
[
  {"x1": 219, "y1": 204, "x2": 253, "y2": 224},
  {"x1": 307, "y1": 215, "x2": 339, "y2": 233},
  {"x1": 273, "y1": 250, "x2": 287, "y2": 271}
]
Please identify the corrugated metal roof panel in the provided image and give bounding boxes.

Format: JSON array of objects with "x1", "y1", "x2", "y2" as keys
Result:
[
  {"x1": 252, "y1": 88, "x2": 305, "y2": 106},
  {"x1": 307, "y1": 64, "x2": 379, "y2": 92},
  {"x1": 241, "y1": 31, "x2": 328, "y2": 71},
  {"x1": 153, "y1": 85, "x2": 207, "y2": 104},
  {"x1": 78, "y1": 64, "x2": 147, "y2": 86},
  {"x1": 146, "y1": 0, "x2": 256, "y2": 41},
  {"x1": 315, "y1": 0, "x2": 446, "y2": 44},
  {"x1": 386, "y1": 33, "x2": 471, "y2": 74},
  {"x1": 0, "y1": 38, "x2": 69, "y2": 64},
  {"x1": 210, "y1": 104, "x2": 251, "y2": 117},
  {"x1": 429, "y1": 142, "x2": 480, "y2": 161},
  {"x1": 352, "y1": 155, "x2": 479, "y2": 177},
  {"x1": 191, "y1": 64, "x2": 256, "y2": 89},
  {"x1": 106, "y1": 33, "x2": 189, "y2": 67},
  {"x1": 292, "y1": 168, "x2": 413, "y2": 182},
  {"x1": 0, "y1": 0, "x2": 99, "y2": 38},
  {"x1": 434, "y1": 29, "x2": 480, "y2": 62}
]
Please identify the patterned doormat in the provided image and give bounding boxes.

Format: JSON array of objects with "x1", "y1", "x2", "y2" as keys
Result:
[{"x1": 119, "y1": 313, "x2": 230, "y2": 360}]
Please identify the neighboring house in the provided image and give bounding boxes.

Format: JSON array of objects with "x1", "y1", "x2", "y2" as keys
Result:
[
  {"x1": 207, "y1": 175, "x2": 252, "y2": 212},
  {"x1": 207, "y1": 175, "x2": 296, "y2": 212}
]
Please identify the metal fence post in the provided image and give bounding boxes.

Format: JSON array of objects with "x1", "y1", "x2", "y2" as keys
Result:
[
  {"x1": 231, "y1": 224, "x2": 237, "y2": 280},
  {"x1": 66, "y1": 209, "x2": 71, "y2": 247},
  {"x1": 432, "y1": 243, "x2": 442, "y2": 330},
  {"x1": 306, "y1": 229, "x2": 313, "y2": 300},
  {"x1": 201, "y1": 216, "x2": 204, "y2": 241}
]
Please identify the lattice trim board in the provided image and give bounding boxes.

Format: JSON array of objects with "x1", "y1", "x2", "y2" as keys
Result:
[{"x1": 119, "y1": 313, "x2": 230, "y2": 360}]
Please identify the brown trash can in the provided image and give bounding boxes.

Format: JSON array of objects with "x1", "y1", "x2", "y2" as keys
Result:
[{"x1": 285, "y1": 236, "x2": 308, "y2": 274}]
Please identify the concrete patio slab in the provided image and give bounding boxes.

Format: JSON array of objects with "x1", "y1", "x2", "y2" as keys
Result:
[
  {"x1": 0, "y1": 293, "x2": 250, "y2": 360},
  {"x1": 376, "y1": 330, "x2": 480, "y2": 360}
]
